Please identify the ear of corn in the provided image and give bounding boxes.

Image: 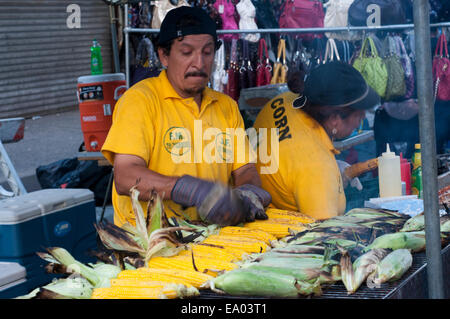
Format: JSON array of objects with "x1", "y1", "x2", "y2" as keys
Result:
[
  {"x1": 364, "y1": 231, "x2": 426, "y2": 253},
  {"x1": 117, "y1": 268, "x2": 213, "y2": 288},
  {"x1": 91, "y1": 284, "x2": 199, "y2": 299},
  {"x1": 265, "y1": 208, "x2": 316, "y2": 224},
  {"x1": 202, "y1": 234, "x2": 269, "y2": 253},
  {"x1": 209, "y1": 268, "x2": 322, "y2": 297},
  {"x1": 218, "y1": 226, "x2": 277, "y2": 245},
  {"x1": 110, "y1": 278, "x2": 193, "y2": 289},
  {"x1": 145, "y1": 255, "x2": 238, "y2": 277},
  {"x1": 177, "y1": 243, "x2": 242, "y2": 263},
  {"x1": 369, "y1": 249, "x2": 413, "y2": 285},
  {"x1": 244, "y1": 219, "x2": 308, "y2": 239}
]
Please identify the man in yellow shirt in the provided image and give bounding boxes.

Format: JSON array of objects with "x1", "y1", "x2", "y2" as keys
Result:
[
  {"x1": 253, "y1": 62, "x2": 380, "y2": 220},
  {"x1": 102, "y1": 7, "x2": 270, "y2": 227}
]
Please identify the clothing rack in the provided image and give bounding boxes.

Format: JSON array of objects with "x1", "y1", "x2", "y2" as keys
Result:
[
  {"x1": 123, "y1": 2, "x2": 450, "y2": 87},
  {"x1": 121, "y1": 2, "x2": 446, "y2": 299}
]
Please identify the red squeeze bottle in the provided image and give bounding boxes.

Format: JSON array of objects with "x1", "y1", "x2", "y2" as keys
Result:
[{"x1": 400, "y1": 153, "x2": 412, "y2": 195}]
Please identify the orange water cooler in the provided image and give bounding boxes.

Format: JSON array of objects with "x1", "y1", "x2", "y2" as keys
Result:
[{"x1": 77, "y1": 73, "x2": 126, "y2": 152}]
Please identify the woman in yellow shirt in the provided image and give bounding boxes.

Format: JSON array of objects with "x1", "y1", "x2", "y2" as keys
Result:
[{"x1": 253, "y1": 61, "x2": 380, "y2": 220}]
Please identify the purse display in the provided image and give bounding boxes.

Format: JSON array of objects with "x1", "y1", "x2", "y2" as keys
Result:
[
  {"x1": 432, "y1": 33, "x2": 450, "y2": 101},
  {"x1": 256, "y1": 38, "x2": 272, "y2": 86},
  {"x1": 382, "y1": 36, "x2": 406, "y2": 101},
  {"x1": 151, "y1": 0, "x2": 189, "y2": 29},
  {"x1": 270, "y1": 38, "x2": 288, "y2": 84},
  {"x1": 353, "y1": 36, "x2": 388, "y2": 98},
  {"x1": 214, "y1": 0, "x2": 239, "y2": 41}
]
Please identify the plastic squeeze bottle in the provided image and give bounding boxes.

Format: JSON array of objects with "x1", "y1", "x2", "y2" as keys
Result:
[
  {"x1": 90, "y1": 39, "x2": 103, "y2": 75},
  {"x1": 378, "y1": 143, "x2": 402, "y2": 198},
  {"x1": 411, "y1": 144, "x2": 423, "y2": 198}
]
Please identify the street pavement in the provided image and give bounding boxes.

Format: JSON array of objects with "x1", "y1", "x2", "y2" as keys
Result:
[{"x1": 1, "y1": 108, "x2": 114, "y2": 222}]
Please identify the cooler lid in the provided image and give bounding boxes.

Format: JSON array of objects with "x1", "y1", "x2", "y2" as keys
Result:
[
  {"x1": 0, "y1": 188, "x2": 94, "y2": 224},
  {"x1": 77, "y1": 73, "x2": 125, "y2": 84},
  {"x1": 0, "y1": 262, "x2": 26, "y2": 287}
]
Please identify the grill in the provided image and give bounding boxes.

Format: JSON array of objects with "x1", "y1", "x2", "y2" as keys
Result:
[{"x1": 198, "y1": 244, "x2": 450, "y2": 299}]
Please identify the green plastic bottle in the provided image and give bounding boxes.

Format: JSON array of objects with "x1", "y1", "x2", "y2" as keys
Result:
[
  {"x1": 90, "y1": 39, "x2": 103, "y2": 75},
  {"x1": 411, "y1": 144, "x2": 423, "y2": 198}
]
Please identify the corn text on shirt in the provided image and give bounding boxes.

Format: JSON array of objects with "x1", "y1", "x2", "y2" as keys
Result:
[
  {"x1": 253, "y1": 91, "x2": 346, "y2": 220},
  {"x1": 102, "y1": 70, "x2": 254, "y2": 226}
]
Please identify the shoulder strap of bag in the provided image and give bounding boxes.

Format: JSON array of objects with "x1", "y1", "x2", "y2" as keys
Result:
[{"x1": 324, "y1": 38, "x2": 340, "y2": 63}]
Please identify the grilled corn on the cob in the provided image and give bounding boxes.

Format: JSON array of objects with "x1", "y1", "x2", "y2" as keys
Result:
[
  {"x1": 91, "y1": 283, "x2": 199, "y2": 299},
  {"x1": 117, "y1": 268, "x2": 213, "y2": 288},
  {"x1": 177, "y1": 243, "x2": 240, "y2": 263},
  {"x1": 218, "y1": 226, "x2": 277, "y2": 245},
  {"x1": 203, "y1": 234, "x2": 269, "y2": 253},
  {"x1": 244, "y1": 219, "x2": 308, "y2": 239},
  {"x1": 265, "y1": 208, "x2": 316, "y2": 224},
  {"x1": 146, "y1": 255, "x2": 238, "y2": 276}
]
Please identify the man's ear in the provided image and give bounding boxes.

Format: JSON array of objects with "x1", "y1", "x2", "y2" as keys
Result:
[{"x1": 157, "y1": 47, "x2": 168, "y2": 68}]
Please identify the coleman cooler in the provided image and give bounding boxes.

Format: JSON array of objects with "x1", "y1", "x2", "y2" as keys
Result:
[
  {"x1": 0, "y1": 188, "x2": 98, "y2": 293},
  {"x1": 0, "y1": 262, "x2": 27, "y2": 299},
  {"x1": 77, "y1": 73, "x2": 126, "y2": 152}
]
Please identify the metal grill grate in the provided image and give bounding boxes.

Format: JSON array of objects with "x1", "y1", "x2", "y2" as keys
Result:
[{"x1": 198, "y1": 246, "x2": 450, "y2": 299}]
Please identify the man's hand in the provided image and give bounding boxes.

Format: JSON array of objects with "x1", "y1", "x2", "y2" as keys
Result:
[
  {"x1": 336, "y1": 160, "x2": 363, "y2": 191},
  {"x1": 234, "y1": 184, "x2": 271, "y2": 222},
  {"x1": 171, "y1": 175, "x2": 245, "y2": 226}
]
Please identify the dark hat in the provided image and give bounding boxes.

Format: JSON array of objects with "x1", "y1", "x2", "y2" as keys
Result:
[
  {"x1": 158, "y1": 6, "x2": 217, "y2": 45},
  {"x1": 297, "y1": 61, "x2": 380, "y2": 110}
]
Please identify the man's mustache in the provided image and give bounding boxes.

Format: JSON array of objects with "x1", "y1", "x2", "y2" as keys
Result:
[{"x1": 185, "y1": 71, "x2": 208, "y2": 78}]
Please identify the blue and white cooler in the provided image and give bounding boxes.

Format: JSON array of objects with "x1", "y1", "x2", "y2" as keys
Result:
[
  {"x1": 0, "y1": 188, "x2": 98, "y2": 296},
  {"x1": 0, "y1": 262, "x2": 27, "y2": 298}
]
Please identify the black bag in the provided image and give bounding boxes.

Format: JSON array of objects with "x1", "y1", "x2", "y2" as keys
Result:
[
  {"x1": 348, "y1": 0, "x2": 407, "y2": 26},
  {"x1": 36, "y1": 158, "x2": 112, "y2": 206}
]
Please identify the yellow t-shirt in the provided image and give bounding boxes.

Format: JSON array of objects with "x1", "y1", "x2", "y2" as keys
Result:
[
  {"x1": 253, "y1": 91, "x2": 346, "y2": 220},
  {"x1": 101, "y1": 70, "x2": 254, "y2": 226}
]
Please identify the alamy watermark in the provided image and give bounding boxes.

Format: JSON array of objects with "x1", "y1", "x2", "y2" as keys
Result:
[
  {"x1": 165, "y1": 120, "x2": 279, "y2": 175},
  {"x1": 66, "y1": 4, "x2": 81, "y2": 29}
]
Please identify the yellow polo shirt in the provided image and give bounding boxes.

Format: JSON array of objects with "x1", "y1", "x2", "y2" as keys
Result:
[
  {"x1": 253, "y1": 91, "x2": 346, "y2": 220},
  {"x1": 102, "y1": 70, "x2": 254, "y2": 226}
]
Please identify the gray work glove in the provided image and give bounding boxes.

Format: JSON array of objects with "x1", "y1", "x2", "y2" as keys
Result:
[
  {"x1": 234, "y1": 184, "x2": 271, "y2": 222},
  {"x1": 171, "y1": 175, "x2": 245, "y2": 226},
  {"x1": 336, "y1": 160, "x2": 363, "y2": 191}
]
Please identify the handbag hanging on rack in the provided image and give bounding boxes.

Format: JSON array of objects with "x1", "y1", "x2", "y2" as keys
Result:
[
  {"x1": 394, "y1": 35, "x2": 415, "y2": 99},
  {"x1": 256, "y1": 38, "x2": 272, "y2": 86},
  {"x1": 214, "y1": 0, "x2": 239, "y2": 41},
  {"x1": 151, "y1": 0, "x2": 190, "y2": 29},
  {"x1": 323, "y1": 38, "x2": 341, "y2": 64},
  {"x1": 382, "y1": 35, "x2": 406, "y2": 101},
  {"x1": 226, "y1": 39, "x2": 240, "y2": 101},
  {"x1": 432, "y1": 32, "x2": 450, "y2": 101},
  {"x1": 353, "y1": 36, "x2": 388, "y2": 99},
  {"x1": 270, "y1": 38, "x2": 288, "y2": 84},
  {"x1": 278, "y1": 0, "x2": 324, "y2": 41},
  {"x1": 239, "y1": 40, "x2": 256, "y2": 89},
  {"x1": 211, "y1": 39, "x2": 228, "y2": 92}
]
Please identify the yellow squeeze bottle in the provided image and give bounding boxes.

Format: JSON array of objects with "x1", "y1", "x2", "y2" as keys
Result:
[{"x1": 378, "y1": 143, "x2": 402, "y2": 198}]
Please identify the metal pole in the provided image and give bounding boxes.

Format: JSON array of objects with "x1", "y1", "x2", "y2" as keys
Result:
[
  {"x1": 109, "y1": 5, "x2": 120, "y2": 73},
  {"x1": 124, "y1": 3, "x2": 130, "y2": 88},
  {"x1": 413, "y1": 0, "x2": 445, "y2": 299},
  {"x1": 123, "y1": 21, "x2": 450, "y2": 35}
]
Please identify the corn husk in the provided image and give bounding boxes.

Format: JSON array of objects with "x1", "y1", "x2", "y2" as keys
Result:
[
  {"x1": 16, "y1": 277, "x2": 93, "y2": 299},
  {"x1": 95, "y1": 187, "x2": 197, "y2": 266},
  {"x1": 369, "y1": 249, "x2": 413, "y2": 285},
  {"x1": 364, "y1": 231, "x2": 426, "y2": 253},
  {"x1": 206, "y1": 268, "x2": 322, "y2": 297},
  {"x1": 339, "y1": 248, "x2": 390, "y2": 294}
]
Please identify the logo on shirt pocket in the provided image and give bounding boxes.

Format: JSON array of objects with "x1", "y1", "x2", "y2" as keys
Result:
[{"x1": 163, "y1": 127, "x2": 191, "y2": 156}]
